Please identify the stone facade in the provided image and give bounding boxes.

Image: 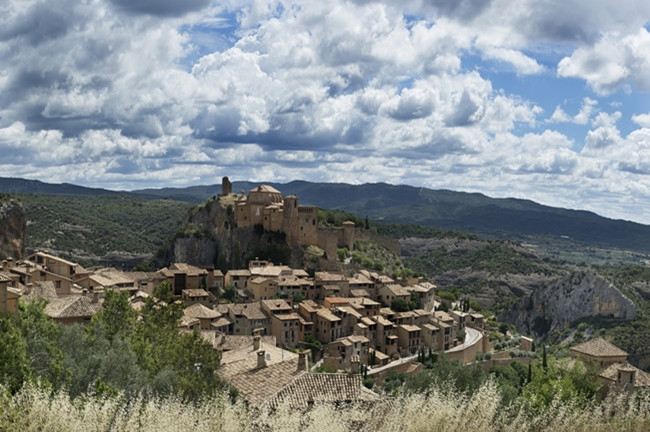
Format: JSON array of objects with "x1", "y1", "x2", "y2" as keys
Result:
[{"x1": 227, "y1": 178, "x2": 355, "y2": 260}]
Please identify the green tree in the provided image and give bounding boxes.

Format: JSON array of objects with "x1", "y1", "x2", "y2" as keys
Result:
[
  {"x1": 18, "y1": 299, "x2": 66, "y2": 390},
  {"x1": 524, "y1": 358, "x2": 600, "y2": 409},
  {"x1": 221, "y1": 284, "x2": 238, "y2": 303},
  {"x1": 0, "y1": 313, "x2": 30, "y2": 393},
  {"x1": 92, "y1": 289, "x2": 137, "y2": 339}
]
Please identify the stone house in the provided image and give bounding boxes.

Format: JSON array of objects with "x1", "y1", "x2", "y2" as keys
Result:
[
  {"x1": 227, "y1": 302, "x2": 270, "y2": 335},
  {"x1": 570, "y1": 337, "x2": 629, "y2": 368},
  {"x1": 323, "y1": 335, "x2": 370, "y2": 371},
  {"x1": 22, "y1": 252, "x2": 88, "y2": 295},
  {"x1": 77, "y1": 267, "x2": 137, "y2": 294},
  {"x1": 225, "y1": 269, "x2": 251, "y2": 289},
  {"x1": 247, "y1": 276, "x2": 279, "y2": 300},
  {"x1": 378, "y1": 283, "x2": 411, "y2": 307},
  {"x1": 261, "y1": 299, "x2": 304, "y2": 348},
  {"x1": 158, "y1": 263, "x2": 210, "y2": 296},
  {"x1": 181, "y1": 288, "x2": 211, "y2": 306},
  {"x1": 43, "y1": 293, "x2": 102, "y2": 324},
  {"x1": 315, "y1": 272, "x2": 350, "y2": 299},
  {"x1": 314, "y1": 307, "x2": 344, "y2": 344},
  {"x1": 219, "y1": 333, "x2": 380, "y2": 410},
  {"x1": 373, "y1": 315, "x2": 398, "y2": 359},
  {"x1": 0, "y1": 271, "x2": 20, "y2": 313},
  {"x1": 184, "y1": 303, "x2": 221, "y2": 330},
  {"x1": 396, "y1": 324, "x2": 421, "y2": 356},
  {"x1": 420, "y1": 323, "x2": 442, "y2": 352}
]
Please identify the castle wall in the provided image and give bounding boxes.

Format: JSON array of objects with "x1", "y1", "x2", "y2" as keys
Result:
[{"x1": 296, "y1": 206, "x2": 319, "y2": 246}]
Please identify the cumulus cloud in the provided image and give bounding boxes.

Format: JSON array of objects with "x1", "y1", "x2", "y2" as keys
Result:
[
  {"x1": 632, "y1": 112, "x2": 650, "y2": 128},
  {"x1": 2, "y1": 0, "x2": 650, "y2": 223},
  {"x1": 558, "y1": 28, "x2": 650, "y2": 95},
  {"x1": 548, "y1": 97, "x2": 597, "y2": 124}
]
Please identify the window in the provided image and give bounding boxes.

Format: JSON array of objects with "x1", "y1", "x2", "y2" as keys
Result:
[{"x1": 55, "y1": 281, "x2": 61, "y2": 289}]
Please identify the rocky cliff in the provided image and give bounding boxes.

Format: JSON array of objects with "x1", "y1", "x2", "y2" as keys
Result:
[
  {"x1": 152, "y1": 196, "x2": 306, "y2": 270},
  {"x1": 0, "y1": 197, "x2": 26, "y2": 260},
  {"x1": 504, "y1": 271, "x2": 637, "y2": 339}
]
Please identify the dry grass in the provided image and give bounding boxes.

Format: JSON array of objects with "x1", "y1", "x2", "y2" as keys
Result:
[{"x1": 1, "y1": 380, "x2": 649, "y2": 432}]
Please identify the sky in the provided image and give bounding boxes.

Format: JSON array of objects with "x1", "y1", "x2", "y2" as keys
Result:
[{"x1": 2, "y1": 1, "x2": 650, "y2": 224}]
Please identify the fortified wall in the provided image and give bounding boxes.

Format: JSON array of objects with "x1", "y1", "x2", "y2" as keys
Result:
[{"x1": 227, "y1": 178, "x2": 355, "y2": 260}]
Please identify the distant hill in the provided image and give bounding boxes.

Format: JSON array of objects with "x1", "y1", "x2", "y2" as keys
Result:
[
  {"x1": 0, "y1": 177, "x2": 121, "y2": 196},
  {"x1": 3, "y1": 177, "x2": 650, "y2": 259}
]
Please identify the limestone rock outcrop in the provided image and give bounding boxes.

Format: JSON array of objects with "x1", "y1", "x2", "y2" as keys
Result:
[
  {"x1": 152, "y1": 196, "x2": 304, "y2": 270},
  {"x1": 0, "y1": 198, "x2": 26, "y2": 260},
  {"x1": 504, "y1": 270, "x2": 636, "y2": 339}
]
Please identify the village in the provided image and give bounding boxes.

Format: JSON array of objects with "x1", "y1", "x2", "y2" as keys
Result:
[{"x1": 1, "y1": 182, "x2": 649, "y2": 408}]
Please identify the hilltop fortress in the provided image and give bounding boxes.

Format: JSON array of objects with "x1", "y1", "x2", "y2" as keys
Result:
[{"x1": 222, "y1": 177, "x2": 356, "y2": 260}]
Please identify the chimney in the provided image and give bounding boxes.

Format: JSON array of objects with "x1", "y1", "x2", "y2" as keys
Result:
[
  {"x1": 257, "y1": 350, "x2": 267, "y2": 368},
  {"x1": 2, "y1": 260, "x2": 6, "y2": 272},
  {"x1": 297, "y1": 351, "x2": 308, "y2": 372},
  {"x1": 351, "y1": 355, "x2": 360, "y2": 374},
  {"x1": 253, "y1": 328, "x2": 262, "y2": 350},
  {"x1": 6, "y1": 258, "x2": 13, "y2": 269},
  {"x1": 92, "y1": 292, "x2": 99, "y2": 303}
]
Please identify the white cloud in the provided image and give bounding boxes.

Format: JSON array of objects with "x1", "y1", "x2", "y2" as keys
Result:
[
  {"x1": 2, "y1": 0, "x2": 650, "y2": 223},
  {"x1": 632, "y1": 112, "x2": 650, "y2": 128},
  {"x1": 558, "y1": 28, "x2": 650, "y2": 95},
  {"x1": 548, "y1": 97, "x2": 597, "y2": 125}
]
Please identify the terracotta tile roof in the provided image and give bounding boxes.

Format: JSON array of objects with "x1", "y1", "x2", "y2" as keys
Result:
[
  {"x1": 184, "y1": 303, "x2": 220, "y2": 319},
  {"x1": 315, "y1": 272, "x2": 347, "y2": 282},
  {"x1": 22, "y1": 281, "x2": 58, "y2": 302},
  {"x1": 292, "y1": 269, "x2": 309, "y2": 278},
  {"x1": 229, "y1": 302, "x2": 268, "y2": 320},
  {"x1": 349, "y1": 289, "x2": 371, "y2": 298},
  {"x1": 227, "y1": 269, "x2": 251, "y2": 277},
  {"x1": 182, "y1": 288, "x2": 210, "y2": 298},
  {"x1": 399, "y1": 324, "x2": 421, "y2": 332},
  {"x1": 250, "y1": 184, "x2": 282, "y2": 194},
  {"x1": 92, "y1": 268, "x2": 136, "y2": 285},
  {"x1": 600, "y1": 362, "x2": 650, "y2": 387},
  {"x1": 0, "y1": 272, "x2": 11, "y2": 282},
  {"x1": 219, "y1": 343, "x2": 301, "y2": 407},
  {"x1": 264, "y1": 373, "x2": 381, "y2": 409},
  {"x1": 349, "y1": 273, "x2": 373, "y2": 284},
  {"x1": 570, "y1": 337, "x2": 628, "y2": 358},
  {"x1": 348, "y1": 297, "x2": 380, "y2": 307},
  {"x1": 261, "y1": 299, "x2": 292, "y2": 313},
  {"x1": 278, "y1": 275, "x2": 311, "y2": 287},
  {"x1": 212, "y1": 317, "x2": 233, "y2": 328},
  {"x1": 217, "y1": 335, "x2": 276, "y2": 351},
  {"x1": 316, "y1": 308, "x2": 341, "y2": 322},
  {"x1": 44, "y1": 295, "x2": 103, "y2": 319},
  {"x1": 373, "y1": 315, "x2": 394, "y2": 326},
  {"x1": 178, "y1": 315, "x2": 200, "y2": 328},
  {"x1": 384, "y1": 284, "x2": 410, "y2": 296},
  {"x1": 169, "y1": 263, "x2": 208, "y2": 276}
]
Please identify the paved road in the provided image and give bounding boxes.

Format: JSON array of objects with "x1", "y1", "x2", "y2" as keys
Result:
[
  {"x1": 446, "y1": 327, "x2": 481, "y2": 353},
  {"x1": 368, "y1": 327, "x2": 482, "y2": 375}
]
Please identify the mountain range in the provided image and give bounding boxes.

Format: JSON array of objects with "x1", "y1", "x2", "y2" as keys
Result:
[{"x1": 2, "y1": 176, "x2": 650, "y2": 259}]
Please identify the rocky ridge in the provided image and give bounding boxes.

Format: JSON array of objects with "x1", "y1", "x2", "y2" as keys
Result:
[
  {"x1": 0, "y1": 197, "x2": 26, "y2": 260},
  {"x1": 152, "y1": 195, "x2": 306, "y2": 270},
  {"x1": 504, "y1": 270, "x2": 637, "y2": 339}
]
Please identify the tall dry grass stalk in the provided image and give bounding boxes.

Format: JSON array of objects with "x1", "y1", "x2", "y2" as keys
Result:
[{"x1": 1, "y1": 380, "x2": 649, "y2": 431}]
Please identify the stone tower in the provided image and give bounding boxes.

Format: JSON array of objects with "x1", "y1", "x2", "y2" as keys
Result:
[
  {"x1": 283, "y1": 195, "x2": 299, "y2": 247},
  {"x1": 221, "y1": 176, "x2": 232, "y2": 196},
  {"x1": 342, "y1": 220, "x2": 355, "y2": 250}
]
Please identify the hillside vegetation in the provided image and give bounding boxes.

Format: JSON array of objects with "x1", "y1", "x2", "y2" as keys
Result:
[{"x1": 17, "y1": 194, "x2": 190, "y2": 266}]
